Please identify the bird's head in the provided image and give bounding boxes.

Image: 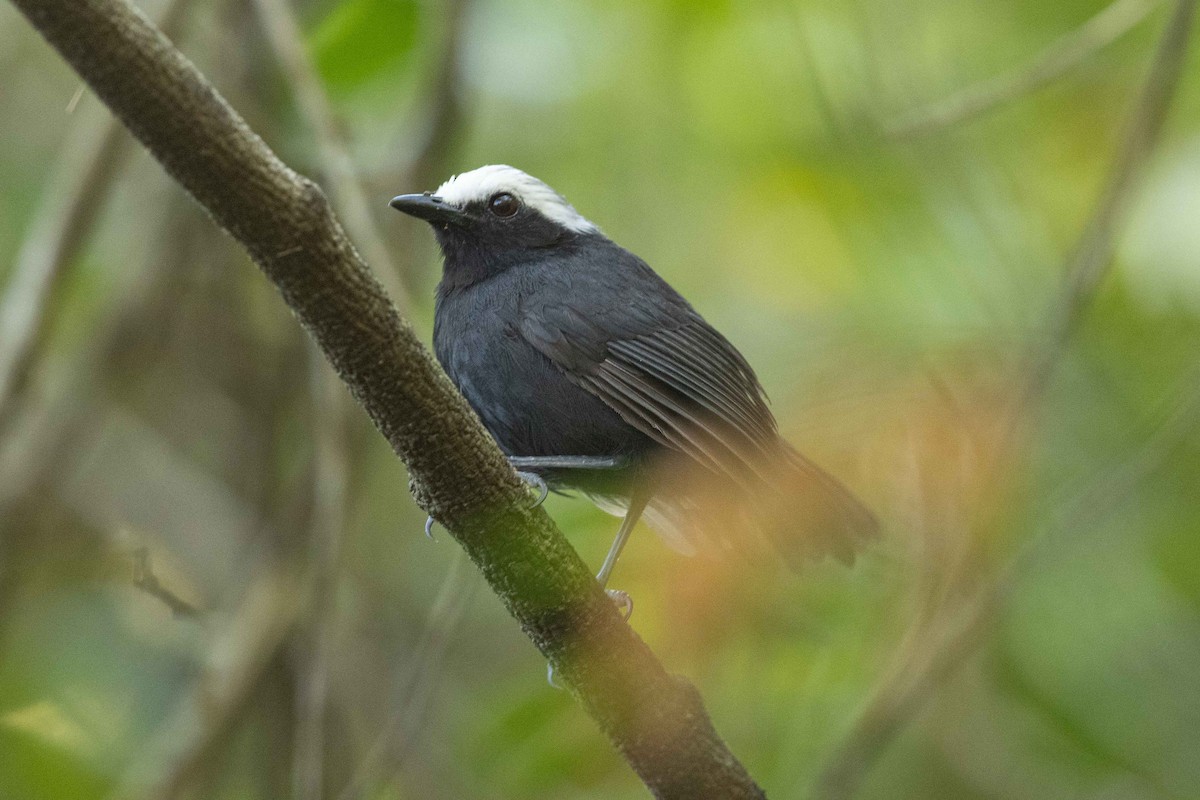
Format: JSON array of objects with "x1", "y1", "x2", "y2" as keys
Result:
[{"x1": 390, "y1": 165, "x2": 600, "y2": 287}]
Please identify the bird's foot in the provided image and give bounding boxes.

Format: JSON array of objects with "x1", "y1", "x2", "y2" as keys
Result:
[
  {"x1": 424, "y1": 515, "x2": 436, "y2": 540},
  {"x1": 606, "y1": 588, "x2": 634, "y2": 620},
  {"x1": 546, "y1": 662, "x2": 564, "y2": 689},
  {"x1": 515, "y1": 470, "x2": 549, "y2": 508}
]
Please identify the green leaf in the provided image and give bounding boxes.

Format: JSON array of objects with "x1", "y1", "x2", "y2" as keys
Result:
[{"x1": 309, "y1": 0, "x2": 419, "y2": 91}]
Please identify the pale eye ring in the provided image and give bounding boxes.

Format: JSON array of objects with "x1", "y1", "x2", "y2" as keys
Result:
[{"x1": 488, "y1": 192, "x2": 519, "y2": 218}]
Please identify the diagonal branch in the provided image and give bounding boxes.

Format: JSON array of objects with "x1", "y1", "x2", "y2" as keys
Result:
[
  {"x1": 814, "y1": 2, "x2": 1196, "y2": 797},
  {"x1": 337, "y1": 548, "x2": 478, "y2": 800},
  {"x1": 8, "y1": 0, "x2": 765, "y2": 796},
  {"x1": 0, "y1": 113, "x2": 127, "y2": 429},
  {"x1": 116, "y1": 568, "x2": 304, "y2": 800}
]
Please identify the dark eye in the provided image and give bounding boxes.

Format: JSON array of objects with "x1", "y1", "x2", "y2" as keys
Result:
[{"x1": 489, "y1": 192, "x2": 519, "y2": 218}]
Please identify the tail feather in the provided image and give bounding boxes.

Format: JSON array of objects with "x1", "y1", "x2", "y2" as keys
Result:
[
  {"x1": 774, "y1": 446, "x2": 879, "y2": 568},
  {"x1": 632, "y1": 445, "x2": 879, "y2": 570}
]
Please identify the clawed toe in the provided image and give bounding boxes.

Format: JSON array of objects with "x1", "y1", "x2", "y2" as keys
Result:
[
  {"x1": 546, "y1": 661, "x2": 564, "y2": 689},
  {"x1": 425, "y1": 469, "x2": 545, "y2": 542},
  {"x1": 515, "y1": 470, "x2": 549, "y2": 508},
  {"x1": 606, "y1": 588, "x2": 634, "y2": 620}
]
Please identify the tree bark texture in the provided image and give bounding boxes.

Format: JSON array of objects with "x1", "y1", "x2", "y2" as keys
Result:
[{"x1": 9, "y1": 0, "x2": 766, "y2": 796}]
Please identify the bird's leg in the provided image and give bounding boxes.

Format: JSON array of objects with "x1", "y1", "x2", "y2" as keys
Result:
[
  {"x1": 546, "y1": 491, "x2": 649, "y2": 688},
  {"x1": 506, "y1": 455, "x2": 630, "y2": 471},
  {"x1": 509, "y1": 456, "x2": 629, "y2": 509},
  {"x1": 596, "y1": 491, "x2": 649, "y2": 620},
  {"x1": 509, "y1": 455, "x2": 642, "y2": 615}
]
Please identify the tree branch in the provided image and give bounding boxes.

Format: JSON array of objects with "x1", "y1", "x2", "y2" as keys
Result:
[
  {"x1": 291, "y1": 346, "x2": 349, "y2": 800},
  {"x1": 8, "y1": 0, "x2": 765, "y2": 795},
  {"x1": 250, "y1": 0, "x2": 411, "y2": 313},
  {"x1": 131, "y1": 546, "x2": 202, "y2": 618},
  {"x1": 1017, "y1": 0, "x2": 1195, "y2": 413},
  {"x1": 118, "y1": 567, "x2": 304, "y2": 800}
]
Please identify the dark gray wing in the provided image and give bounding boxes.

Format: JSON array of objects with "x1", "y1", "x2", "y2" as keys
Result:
[
  {"x1": 519, "y1": 243, "x2": 879, "y2": 567},
  {"x1": 518, "y1": 247, "x2": 778, "y2": 484}
]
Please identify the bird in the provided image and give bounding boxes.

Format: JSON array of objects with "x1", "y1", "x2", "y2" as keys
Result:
[{"x1": 390, "y1": 165, "x2": 877, "y2": 614}]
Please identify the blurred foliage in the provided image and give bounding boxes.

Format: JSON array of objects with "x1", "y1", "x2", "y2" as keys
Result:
[
  {"x1": 1, "y1": 0, "x2": 1199, "y2": 798},
  {"x1": 310, "y1": 0, "x2": 418, "y2": 91}
]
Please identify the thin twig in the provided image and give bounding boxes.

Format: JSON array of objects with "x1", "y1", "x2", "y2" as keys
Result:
[
  {"x1": 1015, "y1": 0, "x2": 1194, "y2": 417},
  {"x1": 887, "y1": 0, "x2": 1165, "y2": 138},
  {"x1": 401, "y1": 0, "x2": 469, "y2": 194},
  {"x1": 0, "y1": 189, "x2": 191, "y2": 518},
  {"x1": 391, "y1": 548, "x2": 478, "y2": 768},
  {"x1": 0, "y1": 0, "x2": 195, "y2": 434},
  {"x1": 250, "y1": 0, "x2": 411, "y2": 313},
  {"x1": 371, "y1": 0, "x2": 471, "y2": 296},
  {"x1": 132, "y1": 546, "x2": 202, "y2": 618},
  {"x1": 292, "y1": 347, "x2": 350, "y2": 800},
  {"x1": 0, "y1": 117, "x2": 126, "y2": 423},
  {"x1": 337, "y1": 548, "x2": 477, "y2": 800},
  {"x1": 814, "y1": 3, "x2": 1196, "y2": 796},
  {"x1": 115, "y1": 567, "x2": 306, "y2": 800}
]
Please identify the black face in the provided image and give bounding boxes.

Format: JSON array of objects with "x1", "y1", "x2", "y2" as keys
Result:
[{"x1": 390, "y1": 190, "x2": 581, "y2": 289}]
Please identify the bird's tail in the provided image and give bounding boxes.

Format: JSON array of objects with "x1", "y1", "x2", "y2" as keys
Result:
[
  {"x1": 767, "y1": 445, "x2": 879, "y2": 567},
  {"x1": 641, "y1": 444, "x2": 879, "y2": 569}
]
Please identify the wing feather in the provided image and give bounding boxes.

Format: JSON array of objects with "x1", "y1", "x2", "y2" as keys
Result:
[
  {"x1": 578, "y1": 369, "x2": 728, "y2": 471},
  {"x1": 522, "y1": 308, "x2": 776, "y2": 485},
  {"x1": 609, "y1": 335, "x2": 774, "y2": 441},
  {"x1": 592, "y1": 359, "x2": 771, "y2": 482},
  {"x1": 660, "y1": 326, "x2": 764, "y2": 405}
]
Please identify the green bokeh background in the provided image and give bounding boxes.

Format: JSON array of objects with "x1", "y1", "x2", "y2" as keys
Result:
[{"x1": 1, "y1": 0, "x2": 1198, "y2": 797}]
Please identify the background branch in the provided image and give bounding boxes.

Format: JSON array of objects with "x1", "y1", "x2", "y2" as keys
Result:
[
  {"x1": 0, "y1": 0, "x2": 194, "y2": 433},
  {"x1": 8, "y1": 0, "x2": 765, "y2": 796},
  {"x1": 814, "y1": 2, "x2": 1197, "y2": 796},
  {"x1": 250, "y1": 0, "x2": 411, "y2": 312},
  {"x1": 887, "y1": 0, "x2": 1165, "y2": 137},
  {"x1": 1017, "y1": 0, "x2": 1195, "y2": 413},
  {"x1": 291, "y1": 345, "x2": 349, "y2": 800},
  {"x1": 398, "y1": 0, "x2": 469, "y2": 195},
  {"x1": 132, "y1": 546, "x2": 202, "y2": 618},
  {"x1": 117, "y1": 568, "x2": 304, "y2": 800},
  {"x1": 337, "y1": 547, "x2": 477, "y2": 800}
]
